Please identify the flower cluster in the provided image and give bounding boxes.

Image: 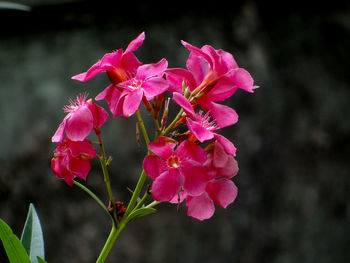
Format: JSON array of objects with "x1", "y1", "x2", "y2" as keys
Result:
[{"x1": 51, "y1": 32, "x2": 257, "y2": 220}]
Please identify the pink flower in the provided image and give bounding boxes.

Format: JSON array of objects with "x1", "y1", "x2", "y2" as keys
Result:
[
  {"x1": 72, "y1": 32, "x2": 145, "y2": 116},
  {"x1": 108, "y1": 58, "x2": 169, "y2": 118},
  {"x1": 183, "y1": 109, "x2": 237, "y2": 156},
  {"x1": 52, "y1": 93, "x2": 108, "y2": 142},
  {"x1": 72, "y1": 32, "x2": 145, "y2": 84},
  {"x1": 186, "y1": 141, "x2": 239, "y2": 220},
  {"x1": 143, "y1": 136, "x2": 208, "y2": 202},
  {"x1": 51, "y1": 138, "x2": 97, "y2": 186},
  {"x1": 166, "y1": 41, "x2": 258, "y2": 128}
]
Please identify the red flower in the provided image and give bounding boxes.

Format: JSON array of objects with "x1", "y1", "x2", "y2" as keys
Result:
[{"x1": 51, "y1": 138, "x2": 97, "y2": 186}]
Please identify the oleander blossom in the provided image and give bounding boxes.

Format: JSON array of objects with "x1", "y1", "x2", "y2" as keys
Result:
[
  {"x1": 166, "y1": 41, "x2": 258, "y2": 128},
  {"x1": 143, "y1": 136, "x2": 208, "y2": 201},
  {"x1": 51, "y1": 138, "x2": 97, "y2": 186},
  {"x1": 107, "y1": 58, "x2": 169, "y2": 118},
  {"x1": 52, "y1": 93, "x2": 108, "y2": 142},
  {"x1": 186, "y1": 141, "x2": 239, "y2": 220}
]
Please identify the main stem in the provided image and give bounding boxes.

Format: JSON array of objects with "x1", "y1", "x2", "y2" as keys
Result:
[{"x1": 96, "y1": 222, "x2": 126, "y2": 263}]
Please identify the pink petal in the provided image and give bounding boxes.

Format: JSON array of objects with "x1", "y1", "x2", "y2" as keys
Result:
[
  {"x1": 186, "y1": 52, "x2": 210, "y2": 86},
  {"x1": 174, "y1": 140, "x2": 207, "y2": 164},
  {"x1": 65, "y1": 106, "x2": 94, "y2": 141},
  {"x1": 52, "y1": 117, "x2": 68, "y2": 142},
  {"x1": 173, "y1": 92, "x2": 195, "y2": 118},
  {"x1": 122, "y1": 89, "x2": 143, "y2": 117},
  {"x1": 87, "y1": 100, "x2": 109, "y2": 128},
  {"x1": 217, "y1": 49, "x2": 238, "y2": 70},
  {"x1": 214, "y1": 134, "x2": 237, "y2": 156},
  {"x1": 186, "y1": 193, "x2": 215, "y2": 220},
  {"x1": 151, "y1": 169, "x2": 183, "y2": 202},
  {"x1": 204, "y1": 77, "x2": 238, "y2": 102},
  {"x1": 120, "y1": 52, "x2": 142, "y2": 76},
  {"x1": 229, "y1": 68, "x2": 258, "y2": 93},
  {"x1": 142, "y1": 77, "x2": 169, "y2": 100},
  {"x1": 212, "y1": 140, "x2": 231, "y2": 168},
  {"x1": 202, "y1": 101, "x2": 238, "y2": 128},
  {"x1": 136, "y1": 58, "x2": 168, "y2": 80},
  {"x1": 181, "y1": 40, "x2": 213, "y2": 68},
  {"x1": 165, "y1": 68, "x2": 197, "y2": 93},
  {"x1": 148, "y1": 136, "x2": 177, "y2": 160},
  {"x1": 216, "y1": 156, "x2": 239, "y2": 179},
  {"x1": 169, "y1": 191, "x2": 188, "y2": 204},
  {"x1": 181, "y1": 159, "x2": 208, "y2": 196},
  {"x1": 69, "y1": 140, "x2": 96, "y2": 158},
  {"x1": 143, "y1": 155, "x2": 161, "y2": 180},
  {"x1": 125, "y1": 32, "x2": 145, "y2": 53},
  {"x1": 206, "y1": 179, "x2": 238, "y2": 208},
  {"x1": 186, "y1": 118, "x2": 214, "y2": 143}
]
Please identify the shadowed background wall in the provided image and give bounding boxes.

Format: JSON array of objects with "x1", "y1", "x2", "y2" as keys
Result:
[{"x1": 0, "y1": 0, "x2": 349, "y2": 262}]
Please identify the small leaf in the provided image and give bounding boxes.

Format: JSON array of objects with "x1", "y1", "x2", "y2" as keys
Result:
[
  {"x1": 0, "y1": 218, "x2": 31, "y2": 263},
  {"x1": 126, "y1": 207, "x2": 156, "y2": 224},
  {"x1": 37, "y1": 256, "x2": 48, "y2": 263},
  {"x1": 21, "y1": 204, "x2": 45, "y2": 263}
]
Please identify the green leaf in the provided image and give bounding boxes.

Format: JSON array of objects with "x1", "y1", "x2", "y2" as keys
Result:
[
  {"x1": 0, "y1": 218, "x2": 31, "y2": 263},
  {"x1": 126, "y1": 207, "x2": 156, "y2": 224},
  {"x1": 37, "y1": 256, "x2": 48, "y2": 263},
  {"x1": 20, "y1": 204, "x2": 45, "y2": 263},
  {"x1": 0, "y1": 2, "x2": 31, "y2": 11}
]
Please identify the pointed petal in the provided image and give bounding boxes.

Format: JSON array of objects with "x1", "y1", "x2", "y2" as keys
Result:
[
  {"x1": 151, "y1": 169, "x2": 183, "y2": 202},
  {"x1": 214, "y1": 134, "x2": 237, "y2": 156},
  {"x1": 186, "y1": 118, "x2": 214, "y2": 143},
  {"x1": 69, "y1": 140, "x2": 96, "y2": 158},
  {"x1": 142, "y1": 77, "x2": 169, "y2": 100},
  {"x1": 87, "y1": 100, "x2": 109, "y2": 128},
  {"x1": 217, "y1": 49, "x2": 238, "y2": 70},
  {"x1": 136, "y1": 58, "x2": 168, "y2": 80},
  {"x1": 186, "y1": 193, "x2": 215, "y2": 220},
  {"x1": 206, "y1": 179, "x2": 238, "y2": 208},
  {"x1": 123, "y1": 89, "x2": 143, "y2": 117},
  {"x1": 204, "y1": 77, "x2": 238, "y2": 102},
  {"x1": 181, "y1": 159, "x2": 208, "y2": 196},
  {"x1": 65, "y1": 106, "x2": 94, "y2": 141},
  {"x1": 181, "y1": 40, "x2": 213, "y2": 68},
  {"x1": 186, "y1": 52, "x2": 210, "y2": 86},
  {"x1": 202, "y1": 101, "x2": 238, "y2": 128},
  {"x1": 229, "y1": 68, "x2": 258, "y2": 93},
  {"x1": 125, "y1": 32, "x2": 145, "y2": 53},
  {"x1": 173, "y1": 92, "x2": 195, "y2": 118},
  {"x1": 52, "y1": 117, "x2": 68, "y2": 142}
]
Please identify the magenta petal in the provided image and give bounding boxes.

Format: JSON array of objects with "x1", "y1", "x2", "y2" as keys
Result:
[
  {"x1": 212, "y1": 141, "x2": 230, "y2": 168},
  {"x1": 123, "y1": 89, "x2": 143, "y2": 117},
  {"x1": 186, "y1": 53, "x2": 210, "y2": 86},
  {"x1": 186, "y1": 118, "x2": 214, "y2": 143},
  {"x1": 230, "y1": 68, "x2": 257, "y2": 93},
  {"x1": 173, "y1": 92, "x2": 195, "y2": 118},
  {"x1": 69, "y1": 140, "x2": 96, "y2": 158},
  {"x1": 71, "y1": 61, "x2": 105, "y2": 82},
  {"x1": 205, "y1": 77, "x2": 238, "y2": 102},
  {"x1": 181, "y1": 40, "x2": 213, "y2": 68},
  {"x1": 69, "y1": 158, "x2": 91, "y2": 181},
  {"x1": 125, "y1": 32, "x2": 145, "y2": 53},
  {"x1": 186, "y1": 193, "x2": 215, "y2": 220},
  {"x1": 136, "y1": 58, "x2": 168, "y2": 80},
  {"x1": 217, "y1": 49, "x2": 238, "y2": 70},
  {"x1": 214, "y1": 134, "x2": 237, "y2": 156},
  {"x1": 217, "y1": 156, "x2": 239, "y2": 179},
  {"x1": 181, "y1": 159, "x2": 208, "y2": 196},
  {"x1": 175, "y1": 140, "x2": 207, "y2": 164},
  {"x1": 143, "y1": 155, "x2": 161, "y2": 180},
  {"x1": 169, "y1": 191, "x2": 188, "y2": 204},
  {"x1": 206, "y1": 179, "x2": 238, "y2": 208},
  {"x1": 165, "y1": 68, "x2": 197, "y2": 93},
  {"x1": 65, "y1": 106, "x2": 94, "y2": 141},
  {"x1": 148, "y1": 136, "x2": 177, "y2": 160},
  {"x1": 142, "y1": 78, "x2": 169, "y2": 100},
  {"x1": 151, "y1": 169, "x2": 183, "y2": 202},
  {"x1": 52, "y1": 118, "x2": 68, "y2": 142},
  {"x1": 95, "y1": 84, "x2": 114, "y2": 101},
  {"x1": 203, "y1": 102, "x2": 238, "y2": 128}
]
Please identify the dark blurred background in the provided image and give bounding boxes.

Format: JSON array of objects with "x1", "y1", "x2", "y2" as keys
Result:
[{"x1": 0, "y1": 0, "x2": 349, "y2": 262}]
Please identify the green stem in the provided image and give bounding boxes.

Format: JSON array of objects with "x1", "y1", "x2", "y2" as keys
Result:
[
  {"x1": 133, "y1": 191, "x2": 150, "y2": 211},
  {"x1": 73, "y1": 181, "x2": 110, "y2": 217},
  {"x1": 125, "y1": 170, "x2": 148, "y2": 216},
  {"x1": 136, "y1": 110, "x2": 150, "y2": 146},
  {"x1": 96, "y1": 223, "x2": 126, "y2": 263},
  {"x1": 146, "y1": 201, "x2": 160, "y2": 209},
  {"x1": 161, "y1": 108, "x2": 184, "y2": 136}
]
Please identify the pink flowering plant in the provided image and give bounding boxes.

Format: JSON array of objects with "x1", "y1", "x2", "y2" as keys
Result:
[{"x1": 0, "y1": 32, "x2": 257, "y2": 262}]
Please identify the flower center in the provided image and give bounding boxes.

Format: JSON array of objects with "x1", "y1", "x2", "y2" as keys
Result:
[
  {"x1": 168, "y1": 155, "x2": 180, "y2": 169},
  {"x1": 107, "y1": 67, "x2": 129, "y2": 84}
]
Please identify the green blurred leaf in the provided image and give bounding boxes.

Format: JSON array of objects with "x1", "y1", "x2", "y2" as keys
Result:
[
  {"x1": 0, "y1": 1, "x2": 31, "y2": 11},
  {"x1": 21, "y1": 204, "x2": 45, "y2": 263},
  {"x1": 126, "y1": 207, "x2": 156, "y2": 224},
  {"x1": 37, "y1": 256, "x2": 48, "y2": 263},
  {"x1": 0, "y1": 218, "x2": 31, "y2": 263}
]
